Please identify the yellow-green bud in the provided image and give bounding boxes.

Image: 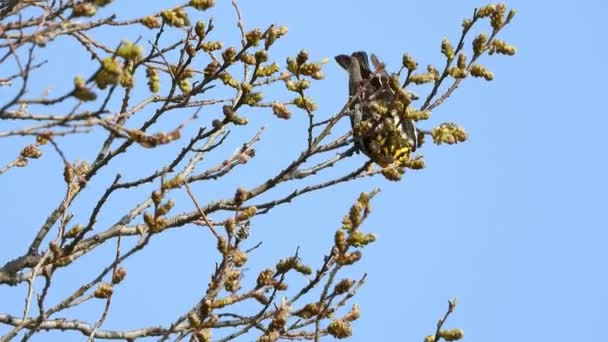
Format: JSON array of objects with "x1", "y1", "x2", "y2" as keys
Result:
[
  {"x1": 195, "y1": 21, "x2": 206, "y2": 38},
  {"x1": 94, "y1": 283, "x2": 113, "y2": 299},
  {"x1": 72, "y1": 3, "x2": 96, "y2": 17},
  {"x1": 327, "y1": 320, "x2": 352, "y2": 339},
  {"x1": 439, "y1": 329, "x2": 464, "y2": 341},
  {"x1": 245, "y1": 29, "x2": 263, "y2": 46},
  {"x1": 141, "y1": 16, "x2": 161, "y2": 29},
  {"x1": 333, "y1": 278, "x2": 355, "y2": 295},
  {"x1": 272, "y1": 102, "x2": 291, "y2": 119},
  {"x1": 222, "y1": 46, "x2": 237, "y2": 63},
  {"x1": 73, "y1": 76, "x2": 97, "y2": 101},
  {"x1": 469, "y1": 64, "x2": 494, "y2": 80},
  {"x1": 293, "y1": 96, "x2": 317, "y2": 111},
  {"x1": 240, "y1": 53, "x2": 256, "y2": 65},
  {"x1": 116, "y1": 41, "x2": 143, "y2": 62},
  {"x1": 112, "y1": 267, "x2": 127, "y2": 284},
  {"x1": 232, "y1": 249, "x2": 248, "y2": 267},
  {"x1": 296, "y1": 50, "x2": 309, "y2": 65},
  {"x1": 441, "y1": 38, "x2": 455, "y2": 60},
  {"x1": 473, "y1": 33, "x2": 488, "y2": 55},
  {"x1": 402, "y1": 53, "x2": 418, "y2": 70},
  {"x1": 190, "y1": 0, "x2": 215, "y2": 11},
  {"x1": 201, "y1": 41, "x2": 223, "y2": 52}
]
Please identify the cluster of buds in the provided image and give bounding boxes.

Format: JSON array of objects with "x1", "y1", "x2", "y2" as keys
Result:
[
  {"x1": 441, "y1": 38, "x2": 455, "y2": 61},
  {"x1": 73, "y1": 76, "x2": 97, "y2": 101},
  {"x1": 116, "y1": 41, "x2": 143, "y2": 63},
  {"x1": 243, "y1": 91, "x2": 264, "y2": 105},
  {"x1": 194, "y1": 329, "x2": 212, "y2": 342},
  {"x1": 424, "y1": 329, "x2": 464, "y2": 342},
  {"x1": 201, "y1": 60, "x2": 219, "y2": 80},
  {"x1": 256, "y1": 268, "x2": 284, "y2": 290},
  {"x1": 221, "y1": 46, "x2": 237, "y2": 63},
  {"x1": 146, "y1": 67, "x2": 160, "y2": 93},
  {"x1": 490, "y1": 4, "x2": 508, "y2": 30},
  {"x1": 245, "y1": 29, "x2": 264, "y2": 46},
  {"x1": 219, "y1": 72, "x2": 240, "y2": 89},
  {"x1": 334, "y1": 193, "x2": 376, "y2": 264},
  {"x1": 294, "y1": 303, "x2": 322, "y2": 319},
  {"x1": 255, "y1": 50, "x2": 268, "y2": 64},
  {"x1": 143, "y1": 190, "x2": 175, "y2": 233},
  {"x1": 264, "y1": 25, "x2": 289, "y2": 49},
  {"x1": 327, "y1": 304, "x2": 361, "y2": 338},
  {"x1": 161, "y1": 8, "x2": 190, "y2": 27},
  {"x1": 286, "y1": 50, "x2": 325, "y2": 80},
  {"x1": 469, "y1": 64, "x2": 494, "y2": 81},
  {"x1": 380, "y1": 164, "x2": 405, "y2": 181},
  {"x1": 409, "y1": 70, "x2": 437, "y2": 85},
  {"x1": 95, "y1": 57, "x2": 122, "y2": 89},
  {"x1": 333, "y1": 278, "x2": 355, "y2": 295},
  {"x1": 256, "y1": 62, "x2": 280, "y2": 77},
  {"x1": 161, "y1": 174, "x2": 184, "y2": 190},
  {"x1": 327, "y1": 319, "x2": 352, "y2": 339},
  {"x1": 271, "y1": 102, "x2": 291, "y2": 119},
  {"x1": 406, "y1": 108, "x2": 431, "y2": 122},
  {"x1": 63, "y1": 160, "x2": 90, "y2": 188},
  {"x1": 120, "y1": 63, "x2": 134, "y2": 88},
  {"x1": 190, "y1": 0, "x2": 215, "y2": 11},
  {"x1": 440, "y1": 329, "x2": 465, "y2": 341},
  {"x1": 112, "y1": 267, "x2": 127, "y2": 284},
  {"x1": 285, "y1": 79, "x2": 310, "y2": 92},
  {"x1": 141, "y1": 16, "x2": 161, "y2": 29},
  {"x1": 64, "y1": 224, "x2": 83, "y2": 239},
  {"x1": 448, "y1": 54, "x2": 468, "y2": 79},
  {"x1": 490, "y1": 39, "x2": 517, "y2": 55},
  {"x1": 201, "y1": 40, "x2": 223, "y2": 52},
  {"x1": 167, "y1": 64, "x2": 194, "y2": 93},
  {"x1": 262, "y1": 299, "x2": 290, "y2": 340},
  {"x1": 432, "y1": 123, "x2": 468, "y2": 145},
  {"x1": 477, "y1": 3, "x2": 515, "y2": 31},
  {"x1": 72, "y1": 2, "x2": 97, "y2": 17},
  {"x1": 240, "y1": 53, "x2": 257, "y2": 65},
  {"x1": 293, "y1": 96, "x2": 317, "y2": 112},
  {"x1": 20, "y1": 144, "x2": 43, "y2": 160},
  {"x1": 402, "y1": 53, "x2": 418, "y2": 71},
  {"x1": 231, "y1": 248, "x2": 248, "y2": 267},
  {"x1": 275, "y1": 256, "x2": 312, "y2": 276},
  {"x1": 94, "y1": 282, "x2": 114, "y2": 299},
  {"x1": 472, "y1": 33, "x2": 488, "y2": 55},
  {"x1": 195, "y1": 21, "x2": 207, "y2": 38},
  {"x1": 236, "y1": 206, "x2": 257, "y2": 222},
  {"x1": 223, "y1": 105, "x2": 248, "y2": 125}
]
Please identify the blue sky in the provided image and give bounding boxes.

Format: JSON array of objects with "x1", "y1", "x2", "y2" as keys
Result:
[{"x1": 1, "y1": 1, "x2": 607, "y2": 341}]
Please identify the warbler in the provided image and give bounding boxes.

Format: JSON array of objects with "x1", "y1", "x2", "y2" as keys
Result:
[{"x1": 335, "y1": 51, "x2": 418, "y2": 166}]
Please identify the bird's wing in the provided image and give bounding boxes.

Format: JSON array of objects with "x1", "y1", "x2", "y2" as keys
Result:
[
  {"x1": 370, "y1": 54, "x2": 388, "y2": 75},
  {"x1": 352, "y1": 51, "x2": 373, "y2": 79}
]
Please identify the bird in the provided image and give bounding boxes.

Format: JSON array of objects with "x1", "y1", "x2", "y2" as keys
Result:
[
  {"x1": 355, "y1": 52, "x2": 418, "y2": 153},
  {"x1": 335, "y1": 51, "x2": 418, "y2": 166},
  {"x1": 334, "y1": 53, "x2": 368, "y2": 155}
]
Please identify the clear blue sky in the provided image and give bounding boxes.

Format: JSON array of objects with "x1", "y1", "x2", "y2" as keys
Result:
[{"x1": 1, "y1": 1, "x2": 607, "y2": 341}]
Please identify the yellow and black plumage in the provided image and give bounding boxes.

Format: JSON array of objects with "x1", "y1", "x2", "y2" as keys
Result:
[{"x1": 335, "y1": 51, "x2": 418, "y2": 167}]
